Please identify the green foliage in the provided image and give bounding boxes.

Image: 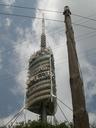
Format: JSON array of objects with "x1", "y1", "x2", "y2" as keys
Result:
[{"x1": 14, "y1": 120, "x2": 71, "y2": 128}]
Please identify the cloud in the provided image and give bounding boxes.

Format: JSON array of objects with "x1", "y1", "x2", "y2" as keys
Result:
[
  {"x1": 0, "y1": 108, "x2": 38, "y2": 126},
  {"x1": 16, "y1": 27, "x2": 24, "y2": 38},
  {"x1": 79, "y1": 58, "x2": 96, "y2": 104},
  {"x1": 89, "y1": 113, "x2": 96, "y2": 124},
  {"x1": 2, "y1": 0, "x2": 16, "y2": 12},
  {"x1": 5, "y1": 18, "x2": 12, "y2": 27},
  {"x1": 11, "y1": 27, "x2": 39, "y2": 95},
  {"x1": 2, "y1": 0, "x2": 15, "y2": 5}
]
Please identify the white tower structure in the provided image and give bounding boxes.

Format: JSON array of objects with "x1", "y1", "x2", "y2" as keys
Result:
[{"x1": 26, "y1": 15, "x2": 57, "y2": 122}]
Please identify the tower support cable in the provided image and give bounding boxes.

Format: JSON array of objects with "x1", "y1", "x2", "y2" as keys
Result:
[
  {"x1": 57, "y1": 103, "x2": 69, "y2": 123},
  {"x1": 5, "y1": 107, "x2": 24, "y2": 126},
  {"x1": 52, "y1": 94, "x2": 72, "y2": 111}
]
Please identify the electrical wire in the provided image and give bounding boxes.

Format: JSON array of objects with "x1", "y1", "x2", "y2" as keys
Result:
[
  {"x1": 72, "y1": 13, "x2": 96, "y2": 22},
  {"x1": 0, "y1": 2, "x2": 96, "y2": 29},
  {"x1": 75, "y1": 31, "x2": 96, "y2": 39},
  {"x1": 0, "y1": 11, "x2": 96, "y2": 31},
  {"x1": 72, "y1": 22, "x2": 96, "y2": 31},
  {"x1": 0, "y1": 3, "x2": 62, "y2": 13},
  {"x1": 0, "y1": 11, "x2": 64, "y2": 23},
  {"x1": 1, "y1": 1, "x2": 96, "y2": 25},
  {"x1": 77, "y1": 32, "x2": 96, "y2": 42},
  {"x1": 72, "y1": 13, "x2": 96, "y2": 26},
  {"x1": 0, "y1": 2, "x2": 96, "y2": 24}
]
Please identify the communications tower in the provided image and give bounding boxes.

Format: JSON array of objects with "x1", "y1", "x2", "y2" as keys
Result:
[{"x1": 26, "y1": 15, "x2": 57, "y2": 122}]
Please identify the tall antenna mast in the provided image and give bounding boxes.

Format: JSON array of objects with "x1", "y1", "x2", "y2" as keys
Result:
[
  {"x1": 41, "y1": 13, "x2": 46, "y2": 49},
  {"x1": 42, "y1": 13, "x2": 45, "y2": 34}
]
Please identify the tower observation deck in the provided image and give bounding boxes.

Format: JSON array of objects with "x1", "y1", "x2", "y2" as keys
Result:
[{"x1": 26, "y1": 15, "x2": 57, "y2": 122}]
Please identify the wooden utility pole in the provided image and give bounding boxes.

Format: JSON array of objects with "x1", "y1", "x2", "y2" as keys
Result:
[{"x1": 63, "y1": 6, "x2": 90, "y2": 128}]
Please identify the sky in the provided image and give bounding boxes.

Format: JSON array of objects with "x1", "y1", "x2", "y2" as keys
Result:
[{"x1": 0, "y1": 0, "x2": 96, "y2": 126}]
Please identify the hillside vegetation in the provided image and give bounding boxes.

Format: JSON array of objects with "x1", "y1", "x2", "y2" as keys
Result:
[{"x1": 14, "y1": 121, "x2": 73, "y2": 128}]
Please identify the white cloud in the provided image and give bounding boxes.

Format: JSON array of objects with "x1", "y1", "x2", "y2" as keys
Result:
[
  {"x1": 11, "y1": 27, "x2": 39, "y2": 95},
  {"x1": 79, "y1": 58, "x2": 96, "y2": 104},
  {"x1": 0, "y1": 119, "x2": 5, "y2": 127},
  {"x1": 5, "y1": 18, "x2": 12, "y2": 27},
  {"x1": 2, "y1": 0, "x2": 15, "y2": 5},
  {"x1": 0, "y1": 109, "x2": 38, "y2": 126},
  {"x1": 89, "y1": 113, "x2": 96, "y2": 124},
  {"x1": 16, "y1": 27, "x2": 24, "y2": 38},
  {"x1": 2, "y1": 0, "x2": 15, "y2": 12}
]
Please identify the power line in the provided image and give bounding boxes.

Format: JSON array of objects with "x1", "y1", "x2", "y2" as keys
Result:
[
  {"x1": 0, "y1": 11, "x2": 96, "y2": 31},
  {"x1": 1, "y1": 2, "x2": 96, "y2": 25},
  {"x1": 77, "y1": 32, "x2": 96, "y2": 42},
  {"x1": 1, "y1": 1, "x2": 96, "y2": 27},
  {"x1": 0, "y1": 11, "x2": 64, "y2": 22},
  {"x1": 72, "y1": 22, "x2": 96, "y2": 31},
  {"x1": 72, "y1": 13, "x2": 96, "y2": 22},
  {"x1": 76, "y1": 31, "x2": 96, "y2": 39},
  {"x1": 72, "y1": 13, "x2": 96, "y2": 25},
  {"x1": 1, "y1": 1, "x2": 96, "y2": 24},
  {"x1": 0, "y1": 3, "x2": 96, "y2": 31},
  {"x1": 0, "y1": 3, "x2": 62, "y2": 13}
]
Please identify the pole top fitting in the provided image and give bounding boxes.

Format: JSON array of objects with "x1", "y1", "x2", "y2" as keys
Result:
[{"x1": 63, "y1": 6, "x2": 71, "y2": 15}]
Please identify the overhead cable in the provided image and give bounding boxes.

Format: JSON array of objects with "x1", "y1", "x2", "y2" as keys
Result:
[
  {"x1": 0, "y1": 11, "x2": 64, "y2": 22},
  {"x1": 72, "y1": 22, "x2": 96, "y2": 31},
  {"x1": 1, "y1": 3, "x2": 96, "y2": 23},
  {"x1": 9, "y1": 111, "x2": 23, "y2": 127},
  {"x1": 0, "y1": 11, "x2": 96, "y2": 31},
  {"x1": 0, "y1": 3, "x2": 62, "y2": 13},
  {"x1": 72, "y1": 13, "x2": 96, "y2": 22}
]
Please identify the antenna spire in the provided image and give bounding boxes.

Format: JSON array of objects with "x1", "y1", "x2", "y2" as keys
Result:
[{"x1": 41, "y1": 13, "x2": 46, "y2": 49}]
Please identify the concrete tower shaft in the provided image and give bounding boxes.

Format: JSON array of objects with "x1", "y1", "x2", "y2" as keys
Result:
[{"x1": 63, "y1": 6, "x2": 90, "y2": 128}]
